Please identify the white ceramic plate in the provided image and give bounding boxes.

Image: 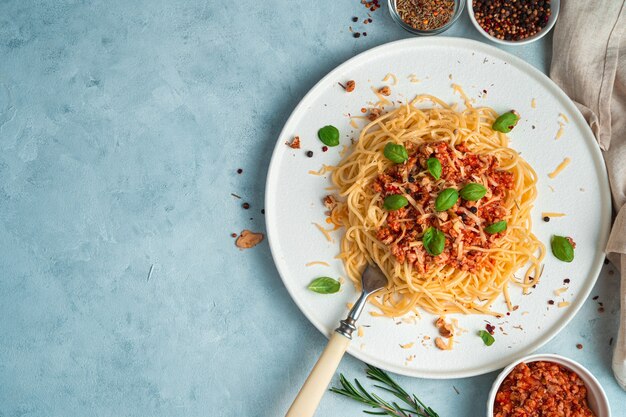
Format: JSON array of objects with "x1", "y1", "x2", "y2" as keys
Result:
[{"x1": 265, "y1": 38, "x2": 611, "y2": 378}]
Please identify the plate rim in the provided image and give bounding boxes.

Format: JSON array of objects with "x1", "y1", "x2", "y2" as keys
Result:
[{"x1": 265, "y1": 37, "x2": 612, "y2": 378}]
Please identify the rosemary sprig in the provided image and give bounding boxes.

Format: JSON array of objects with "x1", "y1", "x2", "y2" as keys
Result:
[{"x1": 330, "y1": 365, "x2": 439, "y2": 417}]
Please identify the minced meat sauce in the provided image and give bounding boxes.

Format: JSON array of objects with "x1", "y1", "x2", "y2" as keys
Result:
[
  {"x1": 494, "y1": 361, "x2": 596, "y2": 417},
  {"x1": 373, "y1": 141, "x2": 514, "y2": 273}
]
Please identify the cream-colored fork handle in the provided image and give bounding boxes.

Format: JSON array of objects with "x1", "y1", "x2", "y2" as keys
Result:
[{"x1": 285, "y1": 332, "x2": 351, "y2": 417}]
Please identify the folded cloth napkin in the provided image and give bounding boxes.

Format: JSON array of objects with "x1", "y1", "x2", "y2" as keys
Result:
[{"x1": 550, "y1": 0, "x2": 626, "y2": 389}]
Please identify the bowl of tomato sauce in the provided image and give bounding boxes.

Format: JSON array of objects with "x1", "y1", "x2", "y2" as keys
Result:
[{"x1": 487, "y1": 354, "x2": 610, "y2": 417}]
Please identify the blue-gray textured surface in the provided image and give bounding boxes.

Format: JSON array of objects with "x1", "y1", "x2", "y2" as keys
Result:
[{"x1": 0, "y1": 1, "x2": 623, "y2": 416}]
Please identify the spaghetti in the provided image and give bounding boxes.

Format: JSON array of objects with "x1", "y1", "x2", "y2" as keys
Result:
[{"x1": 329, "y1": 94, "x2": 545, "y2": 317}]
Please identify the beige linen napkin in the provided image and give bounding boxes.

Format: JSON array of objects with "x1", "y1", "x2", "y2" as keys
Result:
[{"x1": 550, "y1": 0, "x2": 626, "y2": 389}]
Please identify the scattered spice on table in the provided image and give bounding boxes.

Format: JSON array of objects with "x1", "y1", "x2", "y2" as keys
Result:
[
  {"x1": 306, "y1": 150, "x2": 314, "y2": 157},
  {"x1": 286, "y1": 136, "x2": 301, "y2": 149},
  {"x1": 322, "y1": 146, "x2": 328, "y2": 152},
  {"x1": 242, "y1": 202, "x2": 250, "y2": 210},
  {"x1": 543, "y1": 216, "x2": 550, "y2": 222},
  {"x1": 236, "y1": 168, "x2": 243, "y2": 174},
  {"x1": 339, "y1": 79, "x2": 355, "y2": 92},
  {"x1": 352, "y1": 16, "x2": 358, "y2": 22},
  {"x1": 235, "y1": 230, "x2": 264, "y2": 249},
  {"x1": 473, "y1": 0, "x2": 551, "y2": 41},
  {"x1": 396, "y1": 0, "x2": 456, "y2": 31},
  {"x1": 548, "y1": 299, "x2": 555, "y2": 305},
  {"x1": 576, "y1": 343, "x2": 583, "y2": 350},
  {"x1": 230, "y1": 233, "x2": 237, "y2": 238},
  {"x1": 378, "y1": 86, "x2": 391, "y2": 96}
]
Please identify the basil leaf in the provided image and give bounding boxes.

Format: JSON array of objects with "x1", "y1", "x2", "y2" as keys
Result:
[
  {"x1": 422, "y1": 227, "x2": 445, "y2": 256},
  {"x1": 492, "y1": 111, "x2": 520, "y2": 133},
  {"x1": 435, "y1": 188, "x2": 458, "y2": 212},
  {"x1": 383, "y1": 194, "x2": 408, "y2": 211},
  {"x1": 551, "y1": 235, "x2": 574, "y2": 262},
  {"x1": 318, "y1": 125, "x2": 340, "y2": 147},
  {"x1": 427, "y1": 157, "x2": 442, "y2": 180},
  {"x1": 478, "y1": 330, "x2": 495, "y2": 346},
  {"x1": 307, "y1": 277, "x2": 341, "y2": 294},
  {"x1": 485, "y1": 221, "x2": 507, "y2": 234},
  {"x1": 459, "y1": 183, "x2": 487, "y2": 201},
  {"x1": 383, "y1": 143, "x2": 408, "y2": 163}
]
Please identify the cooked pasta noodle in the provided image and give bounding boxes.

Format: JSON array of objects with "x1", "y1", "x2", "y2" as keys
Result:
[{"x1": 329, "y1": 93, "x2": 545, "y2": 317}]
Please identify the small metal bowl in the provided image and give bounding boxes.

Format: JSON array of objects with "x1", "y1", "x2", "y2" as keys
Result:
[
  {"x1": 468, "y1": 0, "x2": 560, "y2": 46},
  {"x1": 487, "y1": 354, "x2": 611, "y2": 417},
  {"x1": 388, "y1": 0, "x2": 464, "y2": 36}
]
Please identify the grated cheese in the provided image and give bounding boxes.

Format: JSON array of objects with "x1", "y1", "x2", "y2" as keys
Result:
[
  {"x1": 559, "y1": 113, "x2": 569, "y2": 123},
  {"x1": 371, "y1": 87, "x2": 391, "y2": 107},
  {"x1": 407, "y1": 74, "x2": 421, "y2": 83},
  {"x1": 382, "y1": 73, "x2": 398, "y2": 86},
  {"x1": 555, "y1": 123, "x2": 565, "y2": 140},
  {"x1": 313, "y1": 222, "x2": 334, "y2": 242},
  {"x1": 308, "y1": 164, "x2": 332, "y2": 176},
  {"x1": 399, "y1": 342, "x2": 414, "y2": 349},
  {"x1": 548, "y1": 158, "x2": 571, "y2": 178},
  {"x1": 554, "y1": 287, "x2": 568, "y2": 296},
  {"x1": 541, "y1": 212, "x2": 566, "y2": 218},
  {"x1": 531, "y1": 98, "x2": 537, "y2": 109},
  {"x1": 557, "y1": 301, "x2": 570, "y2": 308},
  {"x1": 358, "y1": 326, "x2": 364, "y2": 337},
  {"x1": 305, "y1": 261, "x2": 330, "y2": 267}
]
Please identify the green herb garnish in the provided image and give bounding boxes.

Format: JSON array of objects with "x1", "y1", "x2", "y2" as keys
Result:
[
  {"x1": 383, "y1": 143, "x2": 409, "y2": 163},
  {"x1": 318, "y1": 125, "x2": 340, "y2": 147},
  {"x1": 435, "y1": 188, "x2": 458, "y2": 212},
  {"x1": 423, "y1": 227, "x2": 445, "y2": 256},
  {"x1": 307, "y1": 277, "x2": 341, "y2": 294},
  {"x1": 383, "y1": 194, "x2": 408, "y2": 211},
  {"x1": 478, "y1": 330, "x2": 495, "y2": 346},
  {"x1": 427, "y1": 157, "x2": 442, "y2": 180},
  {"x1": 551, "y1": 235, "x2": 574, "y2": 262},
  {"x1": 330, "y1": 365, "x2": 440, "y2": 417},
  {"x1": 485, "y1": 221, "x2": 507, "y2": 234},
  {"x1": 492, "y1": 110, "x2": 520, "y2": 133},
  {"x1": 459, "y1": 183, "x2": 487, "y2": 201}
]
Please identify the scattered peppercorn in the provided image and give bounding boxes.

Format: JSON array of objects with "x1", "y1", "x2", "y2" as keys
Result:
[
  {"x1": 548, "y1": 300, "x2": 555, "y2": 305},
  {"x1": 563, "y1": 278, "x2": 570, "y2": 284},
  {"x1": 473, "y1": 0, "x2": 552, "y2": 42},
  {"x1": 237, "y1": 168, "x2": 243, "y2": 174},
  {"x1": 261, "y1": 209, "x2": 265, "y2": 214},
  {"x1": 306, "y1": 150, "x2": 314, "y2": 157},
  {"x1": 592, "y1": 295, "x2": 599, "y2": 300},
  {"x1": 362, "y1": 32, "x2": 367, "y2": 36},
  {"x1": 576, "y1": 343, "x2": 583, "y2": 350},
  {"x1": 230, "y1": 233, "x2": 237, "y2": 238},
  {"x1": 352, "y1": 16, "x2": 359, "y2": 22},
  {"x1": 242, "y1": 202, "x2": 250, "y2": 209},
  {"x1": 322, "y1": 146, "x2": 328, "y2": 152},
  {"x1": 543, "y1": 216, "x2": 550, "y2": 222},
  {"x1": 469, "y1": 206, "x2": 478, "y2": 214},
  {"x1": 368, "y1": 18, "x2": 373, "y2": 23},
  {"x1": 353, "y1": 32, "x2": 361, "y2": 38}
]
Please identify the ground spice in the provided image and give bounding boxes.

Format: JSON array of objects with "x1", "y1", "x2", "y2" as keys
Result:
[
  {"x1": 473, "y1": 0, "x2": 551, "y2": 41},
  {"x1": 396, "y1": 0, "x2": 455, "y2": 31}
]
